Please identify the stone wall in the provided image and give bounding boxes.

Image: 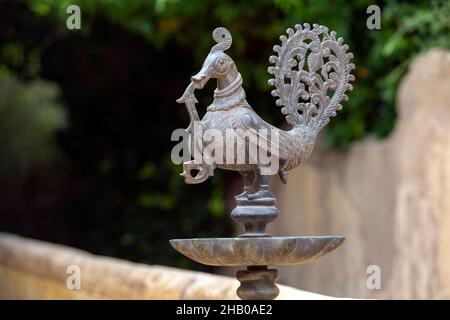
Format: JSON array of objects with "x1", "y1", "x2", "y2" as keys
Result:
[
  {"x1": 270, "y1": 49, "x2": 450, "y2": 299},
  {"x1": 0, "y1": 232, "x2": 336, "y2": 299}
]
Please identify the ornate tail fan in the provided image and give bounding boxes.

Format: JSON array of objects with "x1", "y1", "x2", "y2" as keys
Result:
[{"x1": 268, "y1": 23, "x2": 355, "y2": 133}]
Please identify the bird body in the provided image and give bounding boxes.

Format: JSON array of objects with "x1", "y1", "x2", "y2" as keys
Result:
[{"x1": 177, "y1": 25, "x2": 354, "y2": 195}]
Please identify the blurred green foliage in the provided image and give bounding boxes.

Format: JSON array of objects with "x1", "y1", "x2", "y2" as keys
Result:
[
  {"x1": 26, "y1": 0, "x2": 450, "y2": 148},
  {"x1": 0, "y1": 71, "x2": 66, "y2": 174}
]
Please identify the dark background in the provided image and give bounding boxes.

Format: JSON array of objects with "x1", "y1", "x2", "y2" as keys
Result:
[{"x1": 0, "y1": 0, "x2": 448, "y2": 271}]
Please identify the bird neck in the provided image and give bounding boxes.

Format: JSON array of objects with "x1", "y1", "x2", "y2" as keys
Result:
[{"x1": 208, "y1": 72, "x2": 248, "y2": 112}]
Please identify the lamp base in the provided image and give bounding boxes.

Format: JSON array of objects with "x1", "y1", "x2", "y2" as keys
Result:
[{"x1": 236, "y1": 266, "x2": 279, "y2": 300}]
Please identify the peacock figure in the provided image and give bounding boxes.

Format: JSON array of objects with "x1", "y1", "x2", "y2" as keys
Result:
[
  {"x1": 172, "y1": 24, "x2": 354, "y2": 299},
  {"x1": 177, "y1": 24, "x2": 355, "y2": 202}
]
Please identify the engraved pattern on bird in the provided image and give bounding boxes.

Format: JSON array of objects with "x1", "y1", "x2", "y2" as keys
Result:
[{"x1": 177, "y1": 24, "x2": 354, "y2": 200}]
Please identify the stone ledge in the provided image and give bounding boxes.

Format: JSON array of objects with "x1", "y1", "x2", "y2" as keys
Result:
[{"x1": 0, "y1": 232, "x2": 339, "y2": 299}]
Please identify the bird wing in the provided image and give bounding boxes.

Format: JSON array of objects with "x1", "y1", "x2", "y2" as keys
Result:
[{"x1": 229, "y1": 110, "x2": 291, "y2": 164}]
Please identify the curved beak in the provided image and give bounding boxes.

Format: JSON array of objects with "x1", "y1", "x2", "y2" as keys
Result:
[{"x1": 191, "y1": 72, "x2": 210, "y2": 89}]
